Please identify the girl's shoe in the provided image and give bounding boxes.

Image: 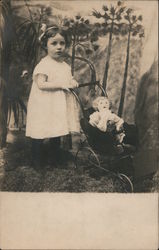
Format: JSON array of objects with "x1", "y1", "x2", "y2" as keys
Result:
[{"x1": 53, "y1": 149, "x2": 74, "y2": 168}]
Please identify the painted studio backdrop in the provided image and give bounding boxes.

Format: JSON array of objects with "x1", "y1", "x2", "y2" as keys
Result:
[{"x1": 0, "y1": 0, "x2": 158, "y2": 192}]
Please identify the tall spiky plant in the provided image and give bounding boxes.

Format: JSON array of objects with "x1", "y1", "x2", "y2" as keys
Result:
[
  {"x1": 92, "y1": 1, "x2": 125, "y2": 90},
  {"x1": 118, "y1": 9, "x2": 144, "y2": 117}
]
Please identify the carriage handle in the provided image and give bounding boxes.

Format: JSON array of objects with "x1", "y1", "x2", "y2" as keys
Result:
[{"x1": 78, "y1": 81, "x2": 106, "y2": 96}]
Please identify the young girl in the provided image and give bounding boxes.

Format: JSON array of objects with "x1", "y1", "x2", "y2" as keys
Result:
[{"x1": 26, "y1": 25, "x2": 80, "y2": 168}]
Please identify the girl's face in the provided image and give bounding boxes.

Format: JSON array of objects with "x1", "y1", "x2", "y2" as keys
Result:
[{"x1": 47, "y1": 33, "x2": 66, "y2": 60}]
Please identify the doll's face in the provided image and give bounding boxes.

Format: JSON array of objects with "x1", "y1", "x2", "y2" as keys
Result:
[
  {"x1": 47, "y1": 33, "x2": 66, "y2": 60},
  {"x1": 97, "y1": 99, "x2": 110, "y2": 111}
]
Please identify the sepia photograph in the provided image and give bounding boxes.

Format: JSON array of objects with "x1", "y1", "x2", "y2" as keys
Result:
[
  {"x1": 0, "y1": 0, "x2": 158, "y2": 249},
  {"x1": 0, "y1": 0, "x2": 158, "y2": 193}
]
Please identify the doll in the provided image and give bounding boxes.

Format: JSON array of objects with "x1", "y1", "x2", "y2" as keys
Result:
[{"x1": 89, "y1": 96, "x2": 125, "y2": 144}]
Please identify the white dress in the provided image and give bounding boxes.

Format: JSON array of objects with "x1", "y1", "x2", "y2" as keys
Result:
[{"x1": 26, "y1": 56, "x2": 80, "y2": 139}]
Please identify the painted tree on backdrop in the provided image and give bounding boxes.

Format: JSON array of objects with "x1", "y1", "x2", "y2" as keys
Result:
[
  {"x1": 92, "y1": 1, "x2": 126, "y2": 90},
  {"x1": 118, "y1": 9, "x2": 144, "y2": 117},
  {"x1": 63, "y1": 16, "x2": 94, "y2": 76}
]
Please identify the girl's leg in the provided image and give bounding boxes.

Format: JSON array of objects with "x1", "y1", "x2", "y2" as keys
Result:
[
  {"x1": 31, "y1": 139, "x2": 45, "y2": 168},
  {"x1": 49, "y1": 137, "x2": 74, "y2": 165},
  {"x1": 50, "y1": 137, "x2": 61, "y2": 149},
  {"x1": 52, "y1": 136, "x2": 74, "y2": 162},
  {"x1": 49, "y1": 137, "x2": 61, "y2": 163}
]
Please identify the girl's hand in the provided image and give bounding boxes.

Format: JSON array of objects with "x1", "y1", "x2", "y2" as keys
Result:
[
  {"x1": 70, "y1": 77, "x2": 79, "y2": 89},
  {"x1": 61, "y1": 85, "x2": 71, "y2": 91}
]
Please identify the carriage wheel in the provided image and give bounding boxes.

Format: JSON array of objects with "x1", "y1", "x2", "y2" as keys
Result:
[
  {"x1": 75, "y1": 146, "x2": 100, "y2": 172},
  {"x1": 117, "y1": 173, "x2": 134, "y2": 192}
]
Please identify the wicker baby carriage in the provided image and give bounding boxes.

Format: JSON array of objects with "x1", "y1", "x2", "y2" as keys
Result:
[{"x1": 70, "y1": 82, "x2": 137, "y2": 193}]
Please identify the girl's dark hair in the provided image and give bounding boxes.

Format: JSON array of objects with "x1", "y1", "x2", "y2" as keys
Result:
[{"x1": 40, "y1": 26, "x2": 71, "y2": 50}]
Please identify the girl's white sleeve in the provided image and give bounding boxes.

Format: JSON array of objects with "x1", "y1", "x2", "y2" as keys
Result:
[
  {"x1": 33, "y1": 61, "x2": 49, "y2": 78},
  {"x1": 32, "y1": 61, "x2": 66, "y2": 90}
]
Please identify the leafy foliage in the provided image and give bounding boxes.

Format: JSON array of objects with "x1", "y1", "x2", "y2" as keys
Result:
[
  {"x1": 0, "y1": 0, "x2": 15, "y2": 74},
  {"x1": 14, "y1": 1, "x2": 53, "y2": 69},
  {"x1": 63, "y1": 16, "x2": 94, "y2": 75},
  {"x1": 0, "y1": 0, "x2": 20, "y2": 147},
  {"x1": 63, "y1": 16, "x2": 91, "y2": 41}
]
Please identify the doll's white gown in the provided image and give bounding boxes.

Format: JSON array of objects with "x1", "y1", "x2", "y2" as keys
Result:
[{"x1": 26, "y1": 56, "x2": 80, "y2": 139}]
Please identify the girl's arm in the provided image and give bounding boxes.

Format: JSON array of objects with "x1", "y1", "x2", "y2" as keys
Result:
[{"x1": 34, "y1": 74, "x2": 69, "y2": 91}]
